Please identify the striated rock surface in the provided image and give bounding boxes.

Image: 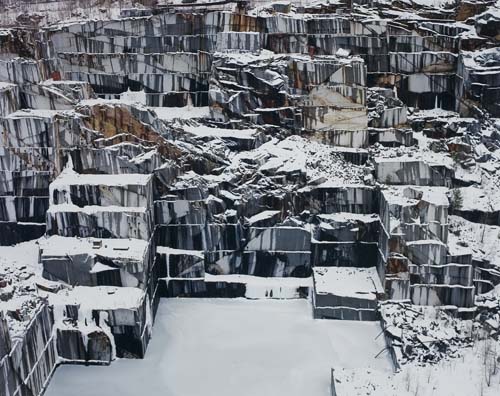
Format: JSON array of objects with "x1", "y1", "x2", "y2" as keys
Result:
[{"x1": 1, "y1": 0, "x2": 500, "y2": 395}]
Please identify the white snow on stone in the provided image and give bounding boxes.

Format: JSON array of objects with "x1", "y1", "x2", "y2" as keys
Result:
[
  {"x1": 156, "y1": 246, "x2": 204, "y2": 258},
  {"x1": 247, "y1": 210, "x2": 280, "y2": 225},
  {"x1": 334, "y1": 340, "x2": 500, "y2": 396},
  {"x1": 382, "y1": 185, "x2": 449, "y2": 207},
  {"x1": 44, "y1": 299, "x2": 392, "y2": 396},
  {"x1": 40, "y1": 235, "x2": 148, "y2": 261},
  {"x1": 0, "y1": 239, "x2": 44, "y2": 341},
  {"x1": 183, "y1": 124, "x2": 259, "y2": 139},
  {"x1": 317, "y1": 212, "x2": 380, "y2": 223},
  {"x1": 5, "y1": 108, "x2": 72, "y2": 119},
  {"x1": 449, "y1": 215, "x2": 500, "y2": 269},
  {"x1": 48, "y1": 286, "x2": 144, "y2": 311},
  {"x1": 313, "y1": 267, "x2": 383, "y2": 299},
  {"x1": 47, "y1": 204, "x2": 148, "y2": 214},
  {"x1": 152, "y1": 106, "x2": 210, "y2": 121},
  {"x1": 50, "y1": 168, "x2": 152, "y2": 188},
  {"x1": 0, "y1": 81, "x2": 16, "y2": 90},
  {"x1": 120, "y1": 89, "x2": 146, "y2": 105},
  {"x1": 455, "y1": 185, "x2": 500, "y2": 212},
  {"x1": 205, "y1": 273, "x2": 312, "y2": 299},
  {"x1": 227, "y1": 135, "x2": 365, "y2": 185}
]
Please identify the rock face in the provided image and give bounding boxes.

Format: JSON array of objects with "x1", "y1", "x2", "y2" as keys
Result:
[
  {"x1": 313, "y1": 266, "x2": 384, "y2": 320},
  {"x1": 1, "y1": 0, "x2": 500, "y2": 394},
  {"x1": 0, "y1": 304, "x2": 57, "y2": 396}
]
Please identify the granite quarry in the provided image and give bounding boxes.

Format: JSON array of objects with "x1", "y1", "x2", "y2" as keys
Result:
[{"x1": 1, "y1": 0, "x2": 500, "y2": 395}]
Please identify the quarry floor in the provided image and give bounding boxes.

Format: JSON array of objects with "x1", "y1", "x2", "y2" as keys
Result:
[{"x1": 44, "y1": 298, "x2": 392, "y2": 396}]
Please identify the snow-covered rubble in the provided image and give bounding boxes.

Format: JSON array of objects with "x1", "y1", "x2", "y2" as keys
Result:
[
  {"x1": 381, "y1": 302, "x2": 474, "y2": 364},
  {"x1": 225, "y1": 135, "x2": 366, "y2": 186},
  {"x1": 0, "y1": 240, "x2": 43, "y2": 342}
]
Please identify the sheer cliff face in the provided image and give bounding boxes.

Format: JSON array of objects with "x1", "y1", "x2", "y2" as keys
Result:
[{"x1": 1, "y1": 0, "x2": 500, "y2": 395}]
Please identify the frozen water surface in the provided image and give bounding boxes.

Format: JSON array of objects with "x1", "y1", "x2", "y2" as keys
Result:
[{"x1": 44, "y1": 298, "x2": 392, "y2": 396}]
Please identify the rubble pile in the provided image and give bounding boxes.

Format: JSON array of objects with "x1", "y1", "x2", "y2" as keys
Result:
[
  {"x1": 381, "y1": 302, "x2": 474, "y2": 365},
  {"x1": 476, "y1": 289, "x2": 500, "y2": 338},
  {"x1": 0, "y1": 253, "x2": 41, "y2": 343},
  {"x1": 0, "y1": 242, "x2": 58, "y2": 396}
]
